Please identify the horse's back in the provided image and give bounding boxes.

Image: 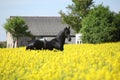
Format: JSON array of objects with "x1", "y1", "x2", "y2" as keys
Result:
[
  {"x1": 26, "y1": 42, "x2": 34, "y2": 50},
  {"x1": 26, "y1": 40, "x2": 44, "y2": 50}
]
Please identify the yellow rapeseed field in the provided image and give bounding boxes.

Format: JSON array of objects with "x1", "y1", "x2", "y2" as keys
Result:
[{"x1": 0, "y1": 42, "x2": 120, "y2": 80}]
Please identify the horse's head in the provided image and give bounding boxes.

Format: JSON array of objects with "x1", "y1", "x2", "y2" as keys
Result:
[{"x1": 64, "y1": 26, "x2": 71, "y2": 41}]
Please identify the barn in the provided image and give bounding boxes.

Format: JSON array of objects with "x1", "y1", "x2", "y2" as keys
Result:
[{"x1": 6, "y1": 16, "x2": 76, "y2": 48}]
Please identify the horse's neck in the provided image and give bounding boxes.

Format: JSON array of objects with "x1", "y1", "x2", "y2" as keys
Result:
[{"x1": 56, "y1": 31, "x2": 65, "y2": 45}]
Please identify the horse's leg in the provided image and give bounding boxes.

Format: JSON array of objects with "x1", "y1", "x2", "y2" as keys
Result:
[{"x1": 26, "y1": 46, "x2": 29, "y2": 50}]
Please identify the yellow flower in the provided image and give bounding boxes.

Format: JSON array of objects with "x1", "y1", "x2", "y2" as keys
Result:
[{"x1": 0, "y1": 42, "x2": 120, "y2": 80}]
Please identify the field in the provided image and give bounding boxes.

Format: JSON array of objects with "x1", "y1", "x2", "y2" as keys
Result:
[{"x1": 0, "y1": 42, "x2": 120, "y2": 80}]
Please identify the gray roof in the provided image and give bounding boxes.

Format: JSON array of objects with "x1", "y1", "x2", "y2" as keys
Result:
[{"x1": 11, "y1": 16, "x2": 75, "y2": 36}]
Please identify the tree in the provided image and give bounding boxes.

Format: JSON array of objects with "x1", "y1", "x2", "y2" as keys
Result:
[
  {"x1": 80, "y1": 5, "x2": 117, "y2": 43},
  {"x1": 59, "y1": 0, "x2": 93, "y2": 33},
  {"x1": 112, "y1": 12, "x2": 120, "y2": 41},
  {"x1": 4, "y1": 17, "x2": 32, "y2": 47}
]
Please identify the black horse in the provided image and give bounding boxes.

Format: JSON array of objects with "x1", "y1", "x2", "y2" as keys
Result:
[{"x1": 26, "y1": 26, "x2": 71, "y2": 51}]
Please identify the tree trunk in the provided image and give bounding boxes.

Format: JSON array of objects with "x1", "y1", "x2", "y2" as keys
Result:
[
  {"x1": 16, "y1": 38, "x2": 19, "y2": 47},
  {"x1": 15, "y1": 38, "x2": 19, "y2": 47},
  {"x1": 13, "y1": 37, "x2": 18, "y2": 48}
]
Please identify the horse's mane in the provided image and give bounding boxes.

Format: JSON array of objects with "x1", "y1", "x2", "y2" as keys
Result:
[{"x1": 56, "y1": 29, "x2": 65, "y2": 40}]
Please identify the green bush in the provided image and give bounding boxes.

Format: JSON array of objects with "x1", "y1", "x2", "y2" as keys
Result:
[{"x1": 81, "y1": 5, "x2": 120, "y2": 43}]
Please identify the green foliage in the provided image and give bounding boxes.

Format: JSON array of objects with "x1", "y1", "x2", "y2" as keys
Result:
[
  {"x1": 4, "y1": 17, "x2": 32, "y2": 47},
  {"x1": 112, "y1": 12, "x2": 120, "y2": 41},
  {"x1": 59, "y1": 0, "x2": 93, "y2": 33},
  {"x1": 81, "y1": 5, "x2": 119, "y2": 43},
  {"x1": 4, "y1": 17, "x2": 32, "y2": 39}
]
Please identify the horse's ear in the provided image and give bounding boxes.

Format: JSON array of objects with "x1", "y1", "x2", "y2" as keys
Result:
[
  {"x1": 66, "y1": 26, "x2": 70, "y2": 29},
  {"x1": 64, "y1": 27, "x2": 67, "y2": 30},
  {"x1": 68, "y1": 26, "x2": 70, "y2": 29}
]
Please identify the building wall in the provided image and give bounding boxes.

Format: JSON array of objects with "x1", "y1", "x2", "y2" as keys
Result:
[
  {"x1": 7, "y1": 32, "x2": 14, "y2": 48},
  {"x1": 34, "y1": 36, "x2": 75, "y2": 44},
  {"x1": 7, "y1": 32, "x2": 75, "y2": 48},
  {"x1": 6, "y1": 32, "x2": 31, "y2": 48},
  {"x1": 18, "y1": 37, "x2": 32, "y2": 47},
  {"x1": 19, "y1": 36, "x2": 75, "y2": 47},
  {"x1": 35, "y1": 36, "x2": 75, "y2": 44}
]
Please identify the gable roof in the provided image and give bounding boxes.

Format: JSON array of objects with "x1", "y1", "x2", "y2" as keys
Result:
[{"x1": 11, "y1": 16, "x2": 75, "y2": 36}]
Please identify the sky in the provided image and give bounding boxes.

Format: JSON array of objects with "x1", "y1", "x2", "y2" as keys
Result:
[{"x1": 0, "y1": 0, "x2": 120, "y2": 41}]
